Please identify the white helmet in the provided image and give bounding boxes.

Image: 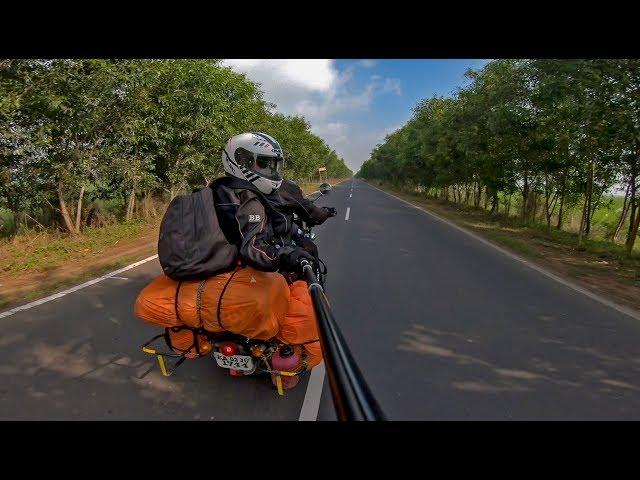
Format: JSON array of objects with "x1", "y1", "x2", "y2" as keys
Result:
[{"x1": 221, "y1": 132, "x2": 285, "y2": 194}]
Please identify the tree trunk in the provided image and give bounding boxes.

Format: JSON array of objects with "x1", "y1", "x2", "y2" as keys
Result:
[
  {"x1": 490, "y1": 189, "x2": 498, "y2": 215},
  {"x1": 584, "y1": 161, "x2": 595, "y2": 235},
  {"x1": 625, "y1": 157, "x2": 639, "y2": 254},
  {"x1": 556, "y1": 170, "x2": 568, "y2": 230},
  {"x1": 74, "y1": 185, "x2": 85, "y2": 234},
  {"x1": 126, "y1": 178, "x2": 137, "y2": 222},
  {"x1": 589, "y1": 188, "x2": 604, "y2": 225},
  {"x1": 556, "y1": 196, "x2": 565, "y2": 230},
  {"x1": 578, "y1": 161, "x2": 594, "y2": 245},
  {"x1": 577, "y1": 176, "x2": 592, "y2": 247},
  {"x1": 577, "y1": 196, "x2": 588, "y2": 247},
  {"x1": 58, "y1": 183, "x2": 76, "y2": 235},
  {"x1": 521, "y1": 175, "x2": 529, "y2": 223},
  {"x1": 613, "y1": 180, "x2": 632, "y2": 241},
  {"x1": 627, "y1": 207, "x2": 640, "y2": 256},
  {"x1": 545, "y1": 185, "x2": 552, "y2": 232}
]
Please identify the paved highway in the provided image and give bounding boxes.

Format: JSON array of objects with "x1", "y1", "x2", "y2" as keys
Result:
[{"x1": 2, "y1": 179, "x2": 640, "y2": 419}]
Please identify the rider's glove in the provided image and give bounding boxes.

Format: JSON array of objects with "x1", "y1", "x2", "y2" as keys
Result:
[
  {"x1": 278, "y1": 247, "x2": 316, "y2": 273},
  {"x1": 295, "y1": 235, "x2": 319, "y2": 260},
  {"x1": 324, "y1": 207, "x2": 337, "y2": 217}
]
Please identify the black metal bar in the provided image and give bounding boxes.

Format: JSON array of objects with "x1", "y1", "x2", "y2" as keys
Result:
[{"x1": 300, "y1": 260, "x2": 386, "y2": 421}]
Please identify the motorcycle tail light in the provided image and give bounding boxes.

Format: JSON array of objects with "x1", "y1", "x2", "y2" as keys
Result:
[{"x1": 220, "y1": 342, "x2": 237, "y2": 357}]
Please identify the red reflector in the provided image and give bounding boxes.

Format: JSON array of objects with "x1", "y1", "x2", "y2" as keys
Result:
[{"x1": 220, "y1": 343, "x2": 237, "y2": 357}]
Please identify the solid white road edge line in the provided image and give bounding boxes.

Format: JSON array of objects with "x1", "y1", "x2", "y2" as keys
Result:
[
  {"x1": 366, "y1": 182, "x2": 640, "y2": 322},
  {"x1": 299, "y1": 361, "x2": 326, "y2": 421},
  {"x1": 0, "y1": 254, "x2": 159, "y2": 319}
]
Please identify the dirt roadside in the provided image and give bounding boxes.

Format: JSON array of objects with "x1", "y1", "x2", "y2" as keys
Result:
[{"x1": 0, "y1": 226, "x2": 158, "y2": 310}]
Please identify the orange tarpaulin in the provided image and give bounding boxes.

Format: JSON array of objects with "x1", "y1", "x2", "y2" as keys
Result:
[
  {"x1": 135, "y1": 267, "x2": 290, "y2": 340},
  {"x1": 134, "y1": 269, "x2": 323, "y2": 368},
  {"x1": 167, "y1": 328, "x2": 214, "y2": 358},
  {"x1": 279, "y1": 281, "x2": 323, "y2": 369}
]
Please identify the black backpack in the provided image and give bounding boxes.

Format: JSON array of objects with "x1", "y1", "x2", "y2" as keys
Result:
[
  {"x1": 157, "y1": 176, "x2": 280, "y2": 281},
  {"x1": 158, "y1": 186, "x2": 238, "y2": 281}
]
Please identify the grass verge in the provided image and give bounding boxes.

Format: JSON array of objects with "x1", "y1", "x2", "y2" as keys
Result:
[{"x1": 0, "y1": 219, "x2": 160, "y2": 310}]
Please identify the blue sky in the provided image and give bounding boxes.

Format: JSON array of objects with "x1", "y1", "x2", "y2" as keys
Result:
[{"x1": 223, "y1": 59, "x2": 489, "y2": 173}]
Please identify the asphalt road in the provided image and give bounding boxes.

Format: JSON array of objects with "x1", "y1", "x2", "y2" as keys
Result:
[{"x1": 2, "y1": 178, "x2": 640, "y2": 420}]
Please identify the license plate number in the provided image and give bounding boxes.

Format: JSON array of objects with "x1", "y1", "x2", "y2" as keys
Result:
[{"x1": 213, "y1": 352, "x2": 254, "y2": 371}]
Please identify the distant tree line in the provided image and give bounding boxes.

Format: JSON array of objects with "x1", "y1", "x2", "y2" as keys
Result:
[
  {"x1": 0, "y1": 59, "x2": 352, "y2": 236},
  {"x1": 357, "y1": 60, "x2": 640, "y2": 254}
]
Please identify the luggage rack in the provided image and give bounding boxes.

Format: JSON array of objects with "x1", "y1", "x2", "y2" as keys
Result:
[
  {"x1": 141, "y1": 333, "x2": 190, "y2": 377},
  {"x1": 140, "y1": 331, "x2": 309, "y2": 396}
]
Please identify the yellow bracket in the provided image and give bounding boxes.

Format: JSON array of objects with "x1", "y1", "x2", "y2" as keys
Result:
[
  {"x1": 273, "y1": 370, "x2": 301, "y2": 396},
  {"x1": 141, "y1": 345, "x2": 173, "y2": 377},
  {"x1": 157, "y1": 355, "x2": 170, "y2": 377}
]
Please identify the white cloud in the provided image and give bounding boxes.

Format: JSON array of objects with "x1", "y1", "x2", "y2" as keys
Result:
[
  {"x1": 312, "y1": 121, "x2": 349, "y2": 145},
  {"x1": 358, "y1": 60, "x2": 377, "y2": 68},
  {"x1": 326, "y1": 122, "x2": 405, "y2": 172},
  {"x1": 224, "y1": 59, "x2": 337, "y2": 92},
  {"x1": 382, "y1": 78, "x2": 402, "y2": 96},
  {"x1": 222, "y1": 59, "x2": 403, "y2": 171}
]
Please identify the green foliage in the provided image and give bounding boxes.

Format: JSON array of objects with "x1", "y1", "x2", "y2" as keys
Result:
[
  {"x1": 0, "y1": 59, "x2": 352, "y2": 236},
  {"x1": 358, "y1": 60, "x2": 640, "y2": 251}
]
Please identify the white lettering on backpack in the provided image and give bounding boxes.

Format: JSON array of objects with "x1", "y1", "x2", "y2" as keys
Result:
[{"x1": 248, "y1": 214, "x2": 261, "y2": 223}]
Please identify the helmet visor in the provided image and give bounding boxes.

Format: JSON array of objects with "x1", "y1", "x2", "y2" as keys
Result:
[{"x1": 253, "y1": 154, "x2": 284, "y2": 181}]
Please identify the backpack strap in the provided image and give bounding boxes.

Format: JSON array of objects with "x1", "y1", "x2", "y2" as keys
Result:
[
  {"x1": 216, "y1": 268, "x2": 241, "y2": 330},
  {"x1": 174, "y1": 280, "x2": 183, "y2": 324}
]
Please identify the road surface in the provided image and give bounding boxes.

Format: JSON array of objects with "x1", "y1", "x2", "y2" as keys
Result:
[{"x1": 2, "y1": 179, "x2": 640, "y2": 420}]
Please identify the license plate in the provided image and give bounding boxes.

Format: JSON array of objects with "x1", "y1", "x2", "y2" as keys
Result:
[{"x1": 213, "y1": 352, "x2": 254, "y2": 371}]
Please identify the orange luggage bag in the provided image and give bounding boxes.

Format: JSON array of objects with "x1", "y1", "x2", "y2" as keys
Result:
[{"x1": 134, "y1": 267, "x2": 290, "y2": 340}]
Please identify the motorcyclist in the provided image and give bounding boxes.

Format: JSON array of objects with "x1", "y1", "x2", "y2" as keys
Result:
[
  {"x1": 273, "y1": 178, "x2": 337, "y2": 226},
  {"x1": 269, "y1": 178, "x2": 337, "y2": 263},
  {"x1": 210, "y1": 132, "x2": 334, "y2": 278}
]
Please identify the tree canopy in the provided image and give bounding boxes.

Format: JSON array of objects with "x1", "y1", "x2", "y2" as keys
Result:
[
  {"x1": 357, "y1": 59, "x2": 640, "y2": 254},
  {"x1": 0, "y1": 59, "x2": 352, "y2": 235}
]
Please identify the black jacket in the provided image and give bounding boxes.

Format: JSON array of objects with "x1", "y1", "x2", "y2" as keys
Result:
[
  {"x1": 209, "y1": 177, "x2": 331, "y2": 273},
  {"x1": 269, "y1": 179, "x2": 332, "y2": 227}
]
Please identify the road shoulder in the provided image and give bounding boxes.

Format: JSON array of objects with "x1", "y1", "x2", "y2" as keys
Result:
[{"x1": 364, "y1": 180, "x2": 640, "y2": 322}]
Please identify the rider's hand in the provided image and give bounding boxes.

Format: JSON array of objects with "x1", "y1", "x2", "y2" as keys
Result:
[
  {"x1": 295, "y1": 236, "x2": 319, "y2": 259},
  {"x1": 324, "y1": 207, "x2": 337, "y2": 217},
  {"x1": 278, "y1": 247, "x2": 316, "y2": 273}
]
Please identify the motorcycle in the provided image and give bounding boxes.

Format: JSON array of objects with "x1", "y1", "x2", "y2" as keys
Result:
[{"x1": 141, "y1": 182, "x2": 336, "y2": 395}]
